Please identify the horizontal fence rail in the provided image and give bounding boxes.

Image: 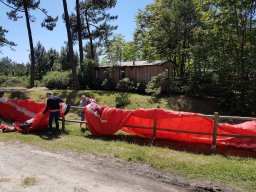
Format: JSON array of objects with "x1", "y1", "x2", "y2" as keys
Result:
[{"x1": 60, "y1": 106, "x2": 256, "y2": 153}]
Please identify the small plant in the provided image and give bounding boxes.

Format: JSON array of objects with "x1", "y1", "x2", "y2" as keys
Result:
[
  {"x1": 116, "y1": 78, "x2": 137, "y2": 92},
  {"x1": 22, "y1": 177, "x2": 37, "y2": 186},
  {"x1": 115, "y1": 93, "x2": 130, "y2": 108}
]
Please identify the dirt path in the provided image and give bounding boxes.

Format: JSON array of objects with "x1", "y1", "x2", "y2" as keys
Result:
[{"x1": 0, "y1": 142, "x2": 236, "y2": 192}]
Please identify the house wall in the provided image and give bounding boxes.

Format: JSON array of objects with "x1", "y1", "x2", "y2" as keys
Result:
[{"x1": 96, "y1": 63, "x2": 173, "y2": 84}]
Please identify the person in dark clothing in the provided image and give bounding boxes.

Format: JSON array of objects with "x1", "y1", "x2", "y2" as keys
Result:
[{"x1": 43, "y1": 92, "x2": 63, "y2": 134}]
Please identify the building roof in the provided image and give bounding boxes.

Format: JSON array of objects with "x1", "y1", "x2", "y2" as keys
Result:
[{"x1": 97, "y1": 60, "x2": 175, "y2": 68}]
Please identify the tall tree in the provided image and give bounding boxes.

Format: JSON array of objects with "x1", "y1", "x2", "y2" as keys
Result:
[
  {"x1": 191, "y1": 0, "x2": 256, "y2": 115},
  {"x1": 62, "y1": 0, "x2": 79, "y2": 90},
  {"x1": 77, "y1": 0, "x2": 118, "y2": 61},
  {"x1": 104, "y1": 34, "x2": 125, "y2": 64},
  {"x1": 34, "y1": 41, "x2": 50, "y2": 80},
  {"x1": 1, "y1": 0, "x2": 57, "y2": 87},
  {"x1": 46, "y1": 48, "x2": 60, "y2": 71},
  {"x1": 75, "y1": 0, "x2": 84, "y2": 70},
  {"x1": 134, "y1": 0, "x2": 197, "y2": 76}
]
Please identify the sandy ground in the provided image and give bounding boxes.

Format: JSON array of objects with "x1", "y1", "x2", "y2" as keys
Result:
[{"x1": 0, "y1": 141, "x2": 237, "y2": 192}]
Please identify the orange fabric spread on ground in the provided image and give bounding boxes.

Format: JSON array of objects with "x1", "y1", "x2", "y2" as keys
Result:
[{"x1": 0, "y1": 99, "x2": 255, "y2": 149}]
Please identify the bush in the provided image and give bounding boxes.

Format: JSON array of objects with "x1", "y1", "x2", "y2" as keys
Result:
[
  {"x1": 42, "y1": 71, "x2": 71, "y2": 89},
  {"x1": 115, "y1": 93, "x2": 130, "y2": 108},
  {"x1": 116, "y1": 78, "x2": 137, "y2": 92},
  {"x1": 0, "y1": 76, "x2": 29, "y2": 87},
  {"x1": 136, "y1": 82, "x2": 146, "y2": 94},
  {"x1": 169, "y1": 76, "x2": 191, "y2": 94},
  {"x1": 101, "y1": 78, "x2": 115, "y2": 91},
  {"x1": 145, "y1": 72, "x2": 167, "y2": 97}
]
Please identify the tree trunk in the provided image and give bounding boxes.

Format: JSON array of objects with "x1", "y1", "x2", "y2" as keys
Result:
[
  {"x1": 180, "y1": 29, "x2": 187, "y2": 77},
  {"x1": 76, "y1": 0, "x2": 84, "y2": 71},
  {"x1": 24, "y1": 4, "x2": 35, "y2": 88},
  {"x1": 85, "y1": 10, "x2": 95, "y2": 60},
  {"x1": 62, "y1": 0, "x2": 80, "y2": 90}
]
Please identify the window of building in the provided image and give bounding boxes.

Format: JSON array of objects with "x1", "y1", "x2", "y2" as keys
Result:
[
  {"x1": 96, "y1": 69, "x2": 99, "y2": 79},
  {"x1": 120, "y1": 67, "x2": 125, "y2": 79}
]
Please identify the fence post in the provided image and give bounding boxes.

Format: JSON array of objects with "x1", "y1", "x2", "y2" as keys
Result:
[
  {"x1": 211, "y1": 112, "x2": 219, "y2": 153},
  {"x1": 62, "y1": 117, "x2": 65, "y2": 132},
  {"x1": 151, "y1": 119, "x2": 157, "y2": 146}
]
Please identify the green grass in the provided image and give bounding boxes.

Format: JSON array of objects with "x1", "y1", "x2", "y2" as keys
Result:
[
  {"x1": 22, "y1": 177, "x2": 37, "y2": 186},
  {"x1": 0, "y1": 89, "x2": 256, "y2": 192}
]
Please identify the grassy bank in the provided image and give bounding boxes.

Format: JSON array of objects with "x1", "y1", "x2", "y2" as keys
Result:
[{"x1": 0, "y1": 89, "x2": 255, "y2": 192}]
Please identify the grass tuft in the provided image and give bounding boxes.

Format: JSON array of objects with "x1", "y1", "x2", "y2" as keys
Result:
[{"x1": 22, "y1": 177, "x2": 37, "y2": 186}]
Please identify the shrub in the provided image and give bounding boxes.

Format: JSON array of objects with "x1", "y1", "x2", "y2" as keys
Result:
[
  {"x1": 115, "y1": 93, "x2": 130, "y2": 108},
  {"x1": 145, "y1": 72, "x2": 167, "y2": 97},
  {"x1": 101, "y1": 78, "x2": 115, "y2": 91},
  {"x1": 116, "y1": 78, "x2": 137, "y2": 92},
  {"x1": 0, "y1": 76, "x2": 29, "y2": 87},
  {"x1": 136, "y1": 82, "x2": 146, "y2": 94},
  {"x1": 42, "y1": 71, "x2": 71, "y2": 89},
  {"x1": 169, "y1": 76, "x2": 191, "y2": 94}
]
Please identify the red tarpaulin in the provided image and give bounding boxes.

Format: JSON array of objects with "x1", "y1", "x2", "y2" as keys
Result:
[
  {"x1": 0, "y1": 99, "x2": 255, "y2": 149},
  {"x1": 84, "y1": 103, "x2": 256, "y2": 149}
]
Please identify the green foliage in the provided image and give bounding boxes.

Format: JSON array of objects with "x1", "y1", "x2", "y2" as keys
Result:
[
  {"x1": 136, "y1": 82, "x2": 146, "y2": 94},
  {"x1": 42, "y1": 71, "x2": 71, "y2": 89},
  {"x1": 116, "y1": 78, "x2": 137, "y2": 92},
  {"x1": 134, "y1": 0, "x2": 196, "y2": 75},
  {"x1": 0, "y1": 76, "x2": 29, "y2": 87},
  {"x1": 0, "y1": 57, "x2": 28, "y2": 76},
  {"x1": 0, "y1": 26, "x2": 16, "y2": 48},
  {"x1": 169, "y1": 76, "x2": 191, "y2": 94},
  {"x1": 71, "y1": 0, "x2": 118, "y2": 60},
  {"x1": 103, "y1": 34, "x2": 125, "y2": 64},
  {"x1": 145, "y1": 72, "x2": 167, "y2": 97},
  {"x1": 115, "y1": 92, "x2": 130, "y2": 108},
  {"x1": 78, "y1": 59, "x2": 102, "y2": 89},
  {"x1": 133, "y1": 0, "x2": 256, "y2": 115},
  {"x1": 34, "y1": 43, "x2": 60, "y2": 80},
  {"x1": 34, "y1": 41, "x2": 48, "y2": 80},
  {"x1": 103, "y1": 34, "x2": 139, "y2": 63},
  {"x1": 101, "y1": 78, "x2": 115, "y2": 91}
]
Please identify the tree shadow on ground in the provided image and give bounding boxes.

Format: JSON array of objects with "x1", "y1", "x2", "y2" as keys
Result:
[
  {"x1": 95, "y1": 90, "x2": 116, "y2": 97},
  {"x1": 87, "y1": 134, "x2": 256, "y2": 159},
  {"x1": 0, "y1": 90, "x2": 29, "y2": 99},
  {"x1": 57, "y1": 90, "x2": 96, "y2": 106},
  {"x1": 22, "y1": 129, "x2": 69, "y2": 141},
  {"x1": 167, "y1": 95, "x2": 217, "y2": 115}
]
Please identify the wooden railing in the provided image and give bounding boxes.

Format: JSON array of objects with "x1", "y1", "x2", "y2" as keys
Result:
[{"x1": 61, "y1": 106, "x2": 256, "y2": 153}]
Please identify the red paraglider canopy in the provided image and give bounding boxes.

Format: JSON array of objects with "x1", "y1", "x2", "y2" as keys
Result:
[
  {"x1": 0, "y1": 98, "x2": 67, "y2": 132},
  {"x1": 84, "y1": 103, "x2": 256, "y2": 149},
  {"x1": 0, "y1": 98, "x2": 255, "y2": 149}
]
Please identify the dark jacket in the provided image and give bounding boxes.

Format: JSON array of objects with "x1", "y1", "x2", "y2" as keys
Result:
[{"x1": 43, "y1": 96, "x2": 63, "y2": 113}]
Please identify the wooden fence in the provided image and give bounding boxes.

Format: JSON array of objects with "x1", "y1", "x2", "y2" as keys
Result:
[{"x1": 60, "y1": 106, "x2": 256, "y2": 153}]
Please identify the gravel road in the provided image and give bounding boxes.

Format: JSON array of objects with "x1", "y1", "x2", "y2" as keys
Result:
[{"x1": 0, "y1": 141, "x2": 192, "y2": 192}]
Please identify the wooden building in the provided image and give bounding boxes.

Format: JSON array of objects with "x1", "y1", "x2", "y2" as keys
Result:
[{"x1": 94, "y1": 60, "x2": 176, "y2": 84}]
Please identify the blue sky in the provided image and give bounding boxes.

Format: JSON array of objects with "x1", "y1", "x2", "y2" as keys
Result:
[{"x1": 0, "y1": 0, "x2": 154, "y2": 64}]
